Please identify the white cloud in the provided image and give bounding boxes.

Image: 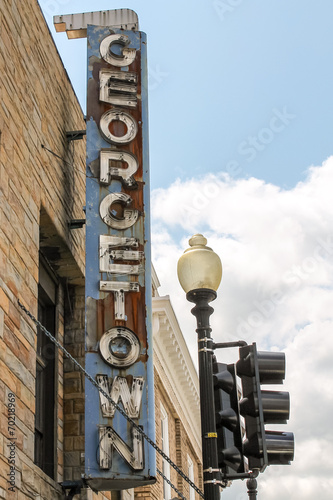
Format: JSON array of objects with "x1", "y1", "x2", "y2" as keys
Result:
[{"x1": 151, "y1": 157, "x2": 333, "y2": 499}]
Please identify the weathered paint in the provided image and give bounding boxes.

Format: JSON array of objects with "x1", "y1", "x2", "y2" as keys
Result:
[
  {"x1": 54, "y1": 10, "x2": 139, "y2": 39},
  {"x1": 84, "y1": 24, "x2": 156, "y2": 490}
]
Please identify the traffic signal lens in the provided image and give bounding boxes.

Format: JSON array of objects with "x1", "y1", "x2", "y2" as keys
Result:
[
  {"x1": 261, "y1": 390, "x2": 290, "y2": 423},
  {"x1": 237, "y1": 350, "x2": 286, "y2": 384},
  {"x1": 265, "y1": 431, "x2": 294, "y2": 465},
  {"x1": 257, "y1": 352, "x2": 285, "y2": 384}
]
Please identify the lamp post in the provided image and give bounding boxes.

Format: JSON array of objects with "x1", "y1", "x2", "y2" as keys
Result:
[{"x1": 177, "y1": 234, "x2": 222, "y2": 500}]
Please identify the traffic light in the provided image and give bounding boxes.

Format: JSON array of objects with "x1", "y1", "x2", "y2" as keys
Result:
[
  {"x1": 212, "y1": 356, "x2": 245, "y2": 475},
  {"x1": 236, "y1": 343, "x2": 294, "y2": 471}
]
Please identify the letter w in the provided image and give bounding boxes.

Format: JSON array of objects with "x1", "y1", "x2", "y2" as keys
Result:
[{"x1": 97, "y1": 375, "x2": 144, "y2": 418}]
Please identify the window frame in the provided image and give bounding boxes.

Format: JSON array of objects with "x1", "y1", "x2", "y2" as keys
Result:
[
  {"x1": 34, "y1": 255, "x2": 58, "y2": 479},
  {"x1": 160, "y1": 403, "x2": 171, "y2": 500},
  {"x1": 187, "y1": 454, "x2": 195, "y2": 500}
]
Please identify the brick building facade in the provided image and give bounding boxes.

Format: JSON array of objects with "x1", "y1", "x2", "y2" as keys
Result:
[{"x1": 0, "y1": 1, "x2": 202, "y2": 499}]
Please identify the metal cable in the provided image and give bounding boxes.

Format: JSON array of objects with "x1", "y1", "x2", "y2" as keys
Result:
[
  {"x1": 41, "y1": 144, "x2": 100, "y2": 185},
  {"x1": 157, "y1": 467, "x2": 187, "y2": 500},
  {"x1": 17, "y1": 299, "x2": 204, "y2": 498},
  {"x1": 41, "y1": 144, "x2": 74, "y2": 168}
]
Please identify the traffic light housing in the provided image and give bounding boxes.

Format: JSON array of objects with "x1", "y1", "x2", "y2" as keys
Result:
[
  {"x1": 213, "y1": 357, "x2": 245, "y2": 475},
  {"x1": 237, "y1": 343, "x2": 294, "y2": 471}
]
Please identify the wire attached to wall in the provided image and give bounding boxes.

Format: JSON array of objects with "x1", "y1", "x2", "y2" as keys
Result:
[{"x1": 41, "y1": 143, "x2": 100, "y2": 186}]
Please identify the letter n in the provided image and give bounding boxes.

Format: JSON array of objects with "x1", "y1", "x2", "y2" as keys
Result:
[{"x1": 99, "y1": 425, "x2": 144, "y2": 470}]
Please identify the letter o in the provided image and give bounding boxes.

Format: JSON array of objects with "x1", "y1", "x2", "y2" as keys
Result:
[
  {"x1": 100, "y1": 109, "x2": 138, "y2": 145},
  {"x1": 99, "y1": 327, "x2": 140, "y2": 367}
]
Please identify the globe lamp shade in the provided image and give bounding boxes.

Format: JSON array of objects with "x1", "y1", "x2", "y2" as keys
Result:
[{"x1": 177, "y1": 234, "x2": 222, "y2": 294}]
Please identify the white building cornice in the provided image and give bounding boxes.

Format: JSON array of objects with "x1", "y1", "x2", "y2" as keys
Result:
[{"x1": 152, "y1": 295, "x2": 201, "y2": 456}]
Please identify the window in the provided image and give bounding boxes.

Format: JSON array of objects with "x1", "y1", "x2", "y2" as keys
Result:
[
  {"x1": 160, "y1": 403, "x2": 171, "y2": 500},
  {"x1": 188, "y1": 455, "x2": 195, "y2": 500},
  {"x1": 34, "y1": 257, "x2": 57, "y2": 478}
]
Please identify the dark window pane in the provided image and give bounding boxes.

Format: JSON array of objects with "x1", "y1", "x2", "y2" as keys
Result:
[{"x1": 34, "y1": 261, "x2": 57, "y2": 479}]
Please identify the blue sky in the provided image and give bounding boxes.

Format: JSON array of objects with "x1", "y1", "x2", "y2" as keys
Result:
[
  {"x1": 38, "y1": 1, "x2": 333, "y2": 499},
  {"x1": 40, "y1": 0, "x2": 333, "y2": 190}
]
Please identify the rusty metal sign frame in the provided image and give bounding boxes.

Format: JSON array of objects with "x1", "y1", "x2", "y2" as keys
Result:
[{"x1": 83, "y1": 23, "x2": 156, "y2": 491}]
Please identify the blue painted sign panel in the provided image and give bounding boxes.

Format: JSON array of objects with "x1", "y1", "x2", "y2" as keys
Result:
[{"x1": 84, "y1": 25, "x2": 156, "y2": 490}]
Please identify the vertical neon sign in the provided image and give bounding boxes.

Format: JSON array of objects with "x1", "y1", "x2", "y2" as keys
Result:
[{"x1": 84, "y1": 23, "x2": 155, "y2": 491}]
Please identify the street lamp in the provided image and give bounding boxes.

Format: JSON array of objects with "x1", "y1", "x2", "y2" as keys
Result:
[{"x1": 177, "y1": 234, "x2": 222, "y2": 500}]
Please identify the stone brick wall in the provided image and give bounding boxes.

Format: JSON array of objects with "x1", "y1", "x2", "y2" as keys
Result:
[
  {"x1": 0, "y1": 0, "x2": 85, "y2": 498},
  {"x1": 0, "y1": 2, "x2": 203, "y2": 499},
  {"x1": 63, "y1": 285, "x2": 85, "y2": 482}
]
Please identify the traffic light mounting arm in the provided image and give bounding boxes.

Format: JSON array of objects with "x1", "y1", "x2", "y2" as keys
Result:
[{"x1": 213, "y1": 340, "x2": 248, "y2": 350}]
